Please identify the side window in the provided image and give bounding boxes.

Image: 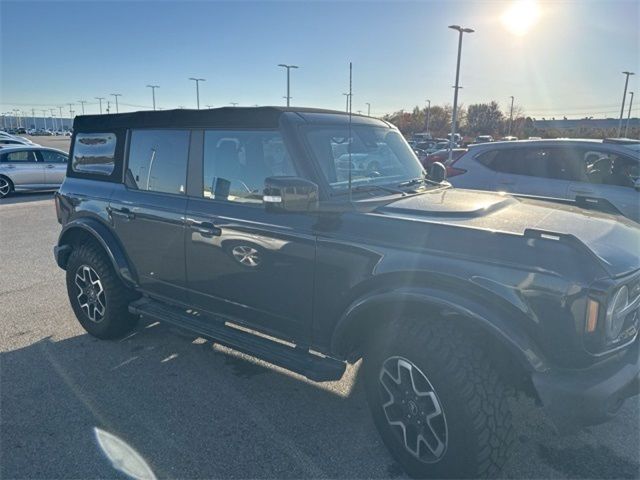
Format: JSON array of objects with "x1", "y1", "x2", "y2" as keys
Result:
[
  {"x1": 40, "y1": 150, "x2": 68, "y2": 163},
  {"x1": 126, "y1": 129, "x2": 190, "y2": 195},
  {"x1": 583, "y1": 150, "x2": 638, "y2": 188},
  {"x1": 73, "y1": 133, "x2": 116, "y2": 175},
  {"x1": 202, "y1": 130, "x2": 296, "y2": 203},
  {"x1": 3, "y1": 150, "x2": 37, "y2": 162},
  {"x1": 477, "y1": 149, "x2": 523, "y2": 174}
]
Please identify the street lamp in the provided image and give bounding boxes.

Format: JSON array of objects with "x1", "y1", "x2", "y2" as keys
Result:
[
  {"x1": 625, "y1": 91, "x2": 635, "y2": 137},
  {"x1": 508, "y1": 95, "x2": 515, "y2": 136},
  {"x1": 230, "y1": 102, "x2": 239, "y2": 107},
  {"x1": 618, "y1": 71, "x2": 634, "y2": 137},
  {"x1": 277, "y1": 64, "x2": 299, "y2": 107},
  {"x1": 95, "y1": 97, "x2": 104, "y2": 115},
  {"x1": 366, "y1": 102, "x2": 371, "y2": 116},
  {"x1": 77, "y1": 100, "x2": 87, "y2": 115},
  {"x1": 448, "y1": 24, "x2": 474, "y2": 162},
  {"x1": 146, "y1": 85, "x2": 159, "y2": 110},
  {"x1": 342, "y1": 93, "x2": 351, "y2": 113},
  {"x1": 189, "y1": 78, "x2": 206, "y2": 109},
  {"x1": 110, "y1": 93, "x2": 122, "y2": 113},
  {"x1": 42, "y1": 110, "x2": 48, "y2": 130}
]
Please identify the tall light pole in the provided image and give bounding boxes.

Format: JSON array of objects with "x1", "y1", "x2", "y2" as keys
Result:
[
  {"x1": 205, "y1": 105, "x2": 214, "y2": 109},
  {"x1": 67, "y1": 104, "x2": 74, "y2": 126},
  {"x1": 58, "y1": 106, "x2": 64, "y2": 130},
  {"x1": 31, "y1": 108, "x2": 36, "y2": 130},
  {"x1": 425, "y1": 99, "x2": 431, "y2": 133},
  {"x1": 230, "y1": 102, "x2": 239, "y2": 107},
  {"x1": 146, "y1": 85, "x2": 159, "y2": 110},
  {"x1": 277, "y1": 64, "x2": 299, "y2": 107},
  {"x1": 189, "y1": 78, "x2": 206, "y2": 109},
  {"x1": 77, "y1": 100, "x2": 87, "y2": 115},
  {"x1": 95, "y1": 97, "x2": 104, "y2": 115},
  {"x1": 50, "y1": 110, "x2": 57, "y2": 131},
  {"x1": 618, "y1": 71, "x2": 634, "y2": 137},
  {"x1": 508, "y1": 95, "x2": 515, "y2": 136},
  {"x1": 42, "y1": 110, "x2": 48, "y2": 130},
  {"x1": 13, "y1": 109, "x2": 20, "y2": 128},
  {"x1": 110, "y1": 93, "x2": 122, "y2": 113},
  {"x1": 366, "y1": 102, "x2": 371, "y2": 116},
  {"x1": 448, "y1": 25, "x2": 474, "y2": 162},
  {"x1": 625, "y1": 91, "x2": 634, "y2": 137}
]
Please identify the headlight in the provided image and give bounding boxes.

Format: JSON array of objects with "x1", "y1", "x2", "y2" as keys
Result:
[{"x1": 605, "y1": 286, "x2": 629, "y2": 341}]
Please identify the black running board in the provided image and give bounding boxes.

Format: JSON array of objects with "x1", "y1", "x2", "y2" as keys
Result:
[{"x1": 129, "y1": 298, "x2": 346, "y2": 382}]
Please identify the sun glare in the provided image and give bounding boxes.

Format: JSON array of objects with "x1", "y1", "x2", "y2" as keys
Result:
[{"x1": 501, "y1": 0, "x2": 541, "y2": 36}]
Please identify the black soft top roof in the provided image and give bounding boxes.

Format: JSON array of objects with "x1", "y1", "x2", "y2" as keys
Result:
[{"x1": 72, "y1": 106, "x2": 362, "y2": 131}]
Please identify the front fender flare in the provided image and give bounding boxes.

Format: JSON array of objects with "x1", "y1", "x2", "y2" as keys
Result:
[
  {"x1": 55, "y1": 218, "x2": 137, "y2": 288},
  {"x1": 331, "y1": 286, "x2": 549, "y2": 373}
]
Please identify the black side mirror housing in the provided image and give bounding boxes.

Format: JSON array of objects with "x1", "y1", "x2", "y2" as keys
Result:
[
  {"x1": 264, "y1": 177, "x2": 319, "y2": 212},
  {"x1": 429, "y1": 162, "x2": 447, "y2": 183}
]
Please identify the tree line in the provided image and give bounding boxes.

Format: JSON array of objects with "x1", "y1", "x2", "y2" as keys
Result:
[{"x1": 383, "y1": 101, "x2": 639, "y2": 140}]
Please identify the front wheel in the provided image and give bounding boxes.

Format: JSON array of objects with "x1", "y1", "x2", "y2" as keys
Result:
[
  {"x1": 364, "y1": 318, "x2": 514, "y2": 479},
  {"x1": 65, "y1": 242, "x2": 138, "y2": 339},
  {"x1": 0, "y1": 176, "x2": 13, "y2": 198}
]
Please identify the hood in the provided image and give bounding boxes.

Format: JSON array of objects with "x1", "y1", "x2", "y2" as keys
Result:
[{"x1": 377, "y1": 188, "x2": 640, "y2": 278}]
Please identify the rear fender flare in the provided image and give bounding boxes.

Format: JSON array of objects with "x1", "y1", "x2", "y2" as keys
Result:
[
  {"x1": 331, "y1": 286, "x2": 548, "y2": 373},
  {"x1": 55, "y1": 218, "x2": 137, "y2": 288}
]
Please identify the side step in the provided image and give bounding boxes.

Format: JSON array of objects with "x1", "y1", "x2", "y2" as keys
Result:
[{"x1": 129, "y1": 298, "x2": 346, "y2": 382}]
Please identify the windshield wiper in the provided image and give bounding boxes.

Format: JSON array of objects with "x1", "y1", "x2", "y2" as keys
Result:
[
  {"x1": 342, "y1": 184, "x2": 407, "y2": 196},
  {"x1": 397, "y1": 176, "x2": 441, "y2": 188}
]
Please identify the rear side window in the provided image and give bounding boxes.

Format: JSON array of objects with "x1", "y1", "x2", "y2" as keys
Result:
[
  {"x1": 2, "y1": 150, "x2": 37, "y2": 162},
  {"x1": 477, "y1": 147, "x2": 585, "y2": 181},
  {"x1": 72, "y1": 133, "x2": 116, "y2": 175},
  {"x1": 126, "y1": 129, "x2": 190, "y2": 195}
]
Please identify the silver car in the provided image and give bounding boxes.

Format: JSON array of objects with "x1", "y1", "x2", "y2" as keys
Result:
[
  {"x1": 447, "y1": 139, "x2": 640, "y2": 223},
  {"x1": 0, "y1": 145, "x2": 68, "y2": 198}
]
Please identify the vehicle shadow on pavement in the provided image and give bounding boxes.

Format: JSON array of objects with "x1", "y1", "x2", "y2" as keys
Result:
[
  {"x1": 0, "y1": 191, "x2": 55, "y2": 205},
  {"x1": 1, "y1": 320, "x2": 638, "y2": 479},
  {"x1": 0, "y1": 321, "x2": 400, "y2": 479}
]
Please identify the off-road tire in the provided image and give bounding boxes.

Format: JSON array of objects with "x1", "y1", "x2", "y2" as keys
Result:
[
  {"x1": 66, "y1": 242, "x2": 138, "y2": 339},
  {"x1": 364, "y1": 317, "x2": 514, "y2": 479}
]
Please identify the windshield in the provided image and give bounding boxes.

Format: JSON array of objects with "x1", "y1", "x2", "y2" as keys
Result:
[{"x1": 304, "y1": 124, "x2": 424, "y2": 192}]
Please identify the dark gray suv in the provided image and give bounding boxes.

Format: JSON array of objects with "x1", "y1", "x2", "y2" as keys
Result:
[{"x1": 54, "y1": 108, "x2": 640, "y2": 478}]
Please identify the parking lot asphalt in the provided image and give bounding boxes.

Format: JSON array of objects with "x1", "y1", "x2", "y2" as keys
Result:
[{"x1": 1, "y1": 194, "x2": 639, "y2": 479}]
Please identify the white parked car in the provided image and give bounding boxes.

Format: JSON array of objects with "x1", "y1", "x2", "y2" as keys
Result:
[{"x1": 446, "y1": 139, "x2": 640, "y2": 223}]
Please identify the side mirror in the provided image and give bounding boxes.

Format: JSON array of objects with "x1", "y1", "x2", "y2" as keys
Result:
[
  {"x1": 264, "y1": 177, "x2": 319, "y2": 212},
  {"x1": 429, "y1": 162, "x2": 447, "y2": 183},
  {"x1": 634, "y1": 178, "x2": 640, "y2": 192}
]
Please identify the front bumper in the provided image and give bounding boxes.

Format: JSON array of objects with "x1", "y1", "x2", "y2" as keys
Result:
[{"x1": 532, "y1": 339, "x2": 639, "y2": 433}]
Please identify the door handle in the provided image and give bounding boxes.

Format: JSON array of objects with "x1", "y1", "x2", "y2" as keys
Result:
[
  {"x1": 46, "y1": 164, "x2": 55, "y2": 169},
  {"x1": 107, "y1": 206, "x2": 135, "y2": 220},
  {"x1": 187, "y1": 218, "x2": 222, "y2": 237},
  {"x1": 5, "y1": 165, "x2": 15, "y2": 169}
]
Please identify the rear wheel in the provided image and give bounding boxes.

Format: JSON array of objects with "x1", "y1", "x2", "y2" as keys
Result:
[
  {"x1": 0, "y1": 176, "x2": 13, "y2": 198},
  {"x1": 65, "y1": 242, "x2": 138, "y2": 339},
  {"x1": 364, "y1": 317, "x2": 514, "y2": 478}
]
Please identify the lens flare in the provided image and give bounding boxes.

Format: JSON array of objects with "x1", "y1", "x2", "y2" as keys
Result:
[{"x1": 501, "y1": 0, "x2": 542, "y2": 36}]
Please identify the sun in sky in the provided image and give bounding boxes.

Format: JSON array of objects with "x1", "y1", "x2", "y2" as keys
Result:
[{"x1": 501, "y1": 0, "x2": 542, "y2": 36}]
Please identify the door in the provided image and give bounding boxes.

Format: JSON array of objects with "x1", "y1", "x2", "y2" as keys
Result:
[
  {"x1": 568, "y1": 149, "x2": 640, "y2": 222},
  {"x1": 184, "y1": 129, "x2": 316, "y2": 341},
  {"x1": 0, "y1": 149, "x2": 43, "y2": 188},
  {"x1": 38, "y1": 149, "x2": 68, "y2": 185},
  {"x1": 109, "y1": 129, "x2": 191, "y2": 301}
]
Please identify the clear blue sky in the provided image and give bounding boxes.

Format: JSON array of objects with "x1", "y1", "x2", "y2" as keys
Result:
[{"x1": 1, "y1": 0, "x2": 639, "y2": 119}]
